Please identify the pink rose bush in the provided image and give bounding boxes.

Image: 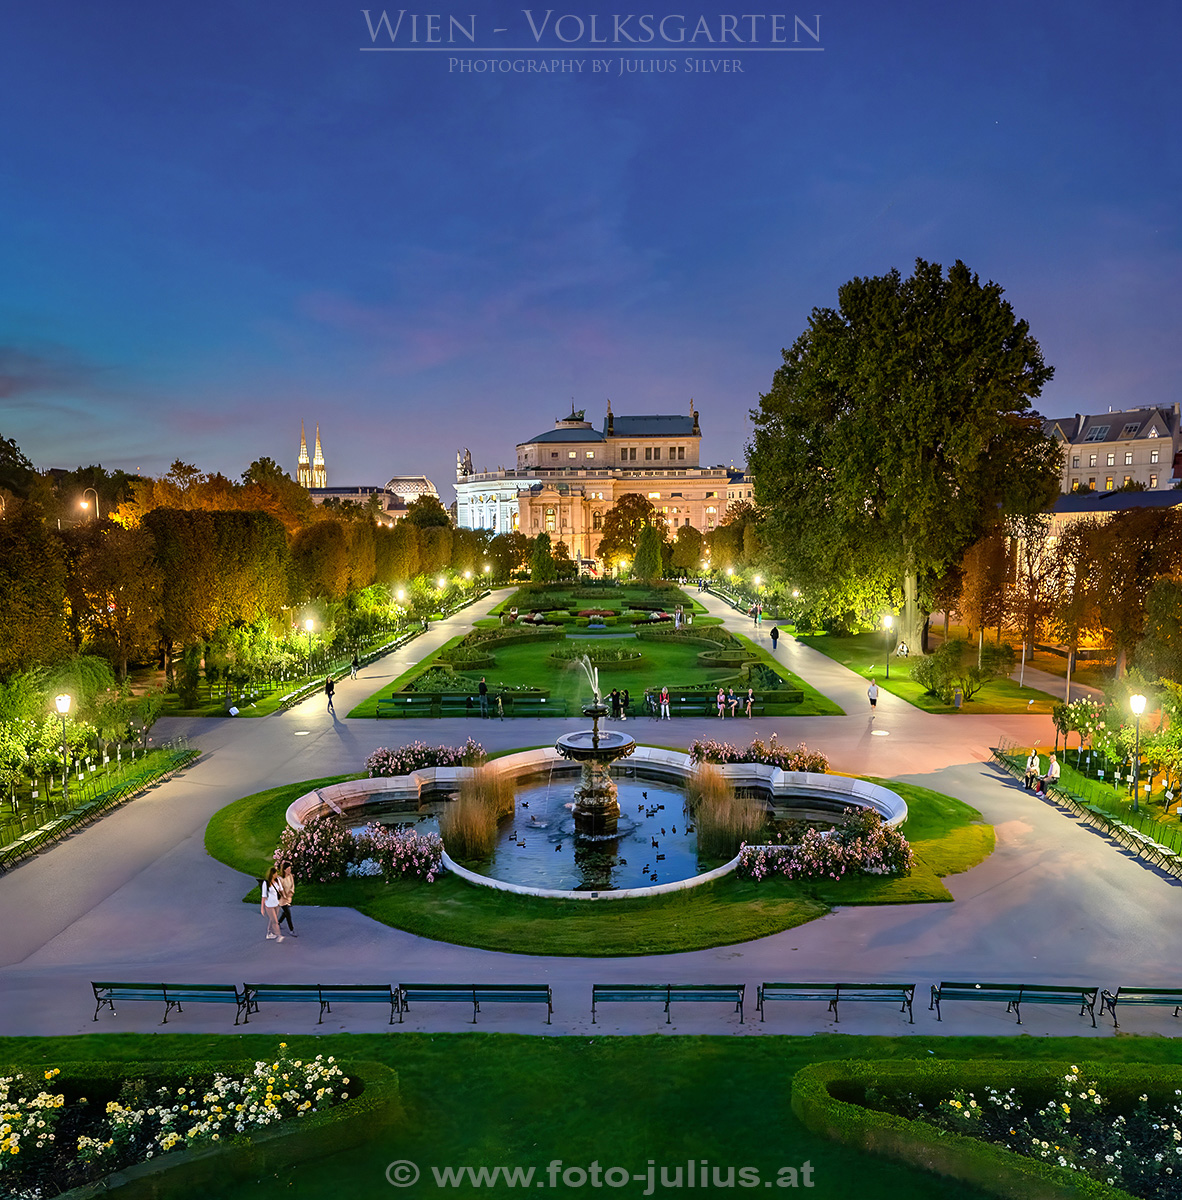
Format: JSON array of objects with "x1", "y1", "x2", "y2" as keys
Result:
[
  {"x1": 274, "y1": 816, "x2": 443, "y2": 883},
  {"x1": 366, "y1": 738, "x2": 484, "y2": 777},
  {"x1": 738, "y1": 808, "x2": 912, "y2": 881},
  {"x1": 689, "y1": 735, "x2": 830, "y2": 774}
]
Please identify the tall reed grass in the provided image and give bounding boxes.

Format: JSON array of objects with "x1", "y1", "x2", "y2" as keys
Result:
[
  {"x1": 439, "y1": 766, "x2": 515, "y2": 860},
  {"x1": 685, "y1": 763, "x2": 768, "y2": 859}
]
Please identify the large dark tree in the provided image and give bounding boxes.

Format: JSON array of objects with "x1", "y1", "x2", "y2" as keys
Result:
[
  {"x1": 596, "y1": 493, "x2": 657, "y2": 567},
  {"x1": 749, "y1": 258, "x2": 1060, "y2": 648}
]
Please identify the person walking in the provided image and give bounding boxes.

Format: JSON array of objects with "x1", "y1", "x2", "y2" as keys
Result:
[
  {"x1": 277, "y1": 861, "x2": 298, "y2": 937},
  {"x1": 261, "y1": 867, "x2": 285, "y2": 942},
  {"x1": 867, "y1": 678, "x2": 879, "y2": 712},
  {"x1": 621, "y1": 688, "x2": 630, "y2": 720},
  {"x1": 478, "y1": 677, "x2": 489, "y2": 719},
  {"x1": 350, "y1": 652, "x2": 359, "y2": 680},
  {"x1": 495, "y1": 693, "x2": 505, "y2": 721},
  {"x1": 770, "y1": 626, "x2": 779, "y2": 652},
  {"x1": 659, "y1": 685, "x2": 671, "y2": 720},
  {"x1": 325, "y1": 676, "x2": 335, "y2": 715}
]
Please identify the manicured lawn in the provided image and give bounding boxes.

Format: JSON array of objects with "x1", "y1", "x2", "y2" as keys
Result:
[
  {"x1": 799, "y1": 631, "x2": 1057, "y2": 714},
  {"x1": 350, "y1": 629, "x2": 842, "y2": 718},
  {"x1": 204, "y1": 775, "x2": 991, "y2": 954},
  {"x1": 13, "y1": 1033, "x2": 1182, "y2": 1200},
  {"x1": 931, "y1": 622, "x2": 1114, "y2": 692}
]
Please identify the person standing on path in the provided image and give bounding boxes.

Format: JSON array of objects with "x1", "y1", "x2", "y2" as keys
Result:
[
  {"x1": 478, "y1": 677, "x2": 489, "y2": 718},
  {"x1": 350, "y1": 652, "x2": 359, "y2": 680},
  {"x1": 261, "y1": 867, "x2": 285, "y2": 942},
  {"x1": 867, "y1": 678, "x2": 879, "y2": 712},
  {"x1": 770, "y1": 625, "x2": 779, "y2": 651},
  {"x1": 325, "y1": 676, "x2": 335, "y2": 715},
  {"x1": 277, "y1": 861, "x2": 298, "y2": 937},
  {"x1": 621, "y1": 688, "x2": 630, "y2": 720}
]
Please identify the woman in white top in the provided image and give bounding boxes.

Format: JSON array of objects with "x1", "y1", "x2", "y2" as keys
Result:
[
  {"x1": 261, "y1": 866, "x2": 285, "y2": 942},
  {"x1": 1024, "y1": 750, "x2": 1041, "y2": 789}
]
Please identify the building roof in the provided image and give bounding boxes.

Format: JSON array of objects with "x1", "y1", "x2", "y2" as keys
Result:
[
  {"x1": 384, "y1": 475, "x2": 438, "y2": 497},
  {"x1": 1053, "y1": 489, "x2": 1182, "y2": 515},
  {"x1": 604, "y1": 414, "x2": 697, "y2": 438},
  {"x1": 521, "y1": 428, "x2": 606, "y2": 445},
  {"x1": 1044, "y1": 407, "x2": 1176, "y2": 446}
]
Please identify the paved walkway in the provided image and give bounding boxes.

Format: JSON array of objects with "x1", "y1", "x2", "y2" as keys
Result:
[{"x1": 1, "y1": 588, "x2": 1177, "y2": 1039}]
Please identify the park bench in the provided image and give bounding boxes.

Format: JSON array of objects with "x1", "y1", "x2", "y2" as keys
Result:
[
  {"x1": 244, "y1": 982, "x2": 399, "y2": 1025},
  {"x1": 930, "y1": 981, "x2": 1098, "y2": 1027},
  {"x1": 507, "y1": 696, "x2": 567, "y2": 717},
  {"x1": 376, "y1": 696, "x2": 432, "y2": 717},
  {"x1": 397, "y1": 983, "x2": 553, "y2": 1024},
  {"x1": 1100, "y1": 986, "x2": 1182, "y2": 1028},
  {"x1": 92, "y1": 982, "x2": 247, "y2": 1025},
  {"x1": 756, "y1": 982, "x2": 915, "y2": 1024},
  {"x1": 438, "y1": 695, "x2": 479, "y2": 717},
  {"x1": 591, "y1": 983, "x2": 745, "y2": 1025}
]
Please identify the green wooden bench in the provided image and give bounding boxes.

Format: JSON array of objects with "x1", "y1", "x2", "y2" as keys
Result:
[
  {"x1": 92, "y1": 982, "x2": 247, "y2": 1025},
  {"x1": 507, "y1": 696, "x2": 567, "y2": 717},
  {"x1": 1101, "y1": 986, "x2": 1182, "y2": 1028},
  {"x1": 930, "y1": 981, "x2": 1098, "y2": 1027},
  {"x1": 398, "y1": 983, "x2": 553, "y2": 1024},
  {"x1": 591, "y1": 983, "x2": 745, "y2": 1025},
  {"x1": 757, "y1": 982, "x2": 915, "y2": 1024},
  {"x1": 438, "y1": 696, "x2": 479, "y2": 717},
  {"x1": 376, "y1": 696, "x2": 432, "y2": 717},
  {"x1": 243, "y1": 982, "x2": 399, "y2": 1025}
]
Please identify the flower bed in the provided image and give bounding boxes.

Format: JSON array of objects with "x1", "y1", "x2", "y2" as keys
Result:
[
  {"x1": 275, "y1": 816, "x2": 443, "y2": 884},
  {"x1": 0, "y1": 1046, "x2": 372, "y2": 1199},
  {"x1": 738, "y1": 808, "x2": 913, "y2": 881},
  {"x1": 365, "y1": 740, "x2": 485, "y2": 776},
  {"x1": 793, "y1": 1058, "x2": 1179, "y2": 1200},
  {"x1": 689, "y1": 736, "x2": 829, "y2": 773}
]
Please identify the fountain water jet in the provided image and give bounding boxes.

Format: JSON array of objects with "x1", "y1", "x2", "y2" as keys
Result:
[{"x1": 555, "y1": 656, "x2": 636, "y2": 835}]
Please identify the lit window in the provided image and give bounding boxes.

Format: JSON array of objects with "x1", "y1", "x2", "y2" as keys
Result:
[
  {"x1": 586, "y1": 451, "x2": 594, "y2": 459},
  {"x1": 705, "y1": 505, "x2": 716, "y2": 514},
  {"x1": 1106, "y1": 452, "x2": 1116, "y2": 466},
  {"x1": 1070, "y1": 479, "x2": 1078, "y2": 490},
  {"x1": 1105, "y1": 477, "x2": 1114, "y2": 490},
  {"x1": 1123, "y1": 476, "x2": 1132, "y2": 486},
  {"x1": 1124, "y1": 451, "x2": 1133, "y2": 465},
  {"x1": 648, "y1": 492, "x2": 661, "y2": 499},
  {"x1": 1088, "y1": 478, "x2": 1095, "y2": 488},
  {"x1": 1151, "y1": 449, "x2": 1160, "y2": 463},
  {"x1": 1088, "y1": 454, "x2": 1097, "y2": 468},
  {"x1": 568, "y1": 451, "x2": 577, "y2": 459},
  {"x1": 1150, "y1": 474, "x2": 1158, "y2": 488}
]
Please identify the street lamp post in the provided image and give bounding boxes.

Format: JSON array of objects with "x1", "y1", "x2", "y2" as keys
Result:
[
  {"x1": 55, "y1": 694, "x2": 71, "y2": 807},
  {"x1": 304, "y1": 618, "x2": 314, "y2": 676},
  {"x1": 884, "y1": 614, "x2": 894, "y2": 680},
  {"x1": 81, "y1": 487, "x2": 99, "y2": 522},
  {"x1": 1130, "y1": 693, "x2": 1146, "y2": 812}
]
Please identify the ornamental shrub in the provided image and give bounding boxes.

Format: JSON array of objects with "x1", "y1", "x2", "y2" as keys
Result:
[
  {"x1": 688, "y1": 736, "x2": 829, "y2": 773},
  {"x1": 736, "y1": 808, "x2": 912, "y2": 881},
  {"x1": 365, "y1": 739, "x2": 485, "y2": 776}
]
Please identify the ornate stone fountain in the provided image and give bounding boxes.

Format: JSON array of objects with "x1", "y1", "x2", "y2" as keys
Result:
[{"x1": 554, "y1": 657, "x2": 636, "y2": 835}]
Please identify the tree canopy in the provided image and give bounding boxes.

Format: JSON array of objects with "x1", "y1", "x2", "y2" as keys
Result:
[
  {"x1": 749, "y1": 258, "x2": 1060, "y2": 646},
  {"x1": 596, "y1": 493, "x2": 657, "y2": 566}
]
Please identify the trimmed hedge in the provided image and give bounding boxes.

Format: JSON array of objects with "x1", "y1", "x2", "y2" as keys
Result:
[
  {"x1": 791, "y1": 1059, "x2": 1152, "y2": 1200},
  {"x1": 30, "y1": 1057, "x2": 398, "y2": 1200}
]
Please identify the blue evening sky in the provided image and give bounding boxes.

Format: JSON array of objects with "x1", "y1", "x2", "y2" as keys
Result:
[{"x1": 1, "y1": 1, "x2": 1178, "y2": 502}]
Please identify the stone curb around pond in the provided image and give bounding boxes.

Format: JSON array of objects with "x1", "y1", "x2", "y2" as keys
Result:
[
  {"x1": 285, "y1": 747, "x2": 907, "y2": 831},
  {"x1": 440, "y1": 846, "x2": 744, "y2": 900}
]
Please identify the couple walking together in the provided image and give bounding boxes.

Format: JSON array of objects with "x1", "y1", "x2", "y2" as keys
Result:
[{"x1": 261, "y1": 863, "x2": 298, "y2": 941}]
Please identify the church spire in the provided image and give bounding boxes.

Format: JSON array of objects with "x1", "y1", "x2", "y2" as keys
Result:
[
  {"x1": 297, "y1": 421, "x2": 311, "y2": 487},
  {"x1": 311, "y1": 423, "x2": 327, "y2": 488}
]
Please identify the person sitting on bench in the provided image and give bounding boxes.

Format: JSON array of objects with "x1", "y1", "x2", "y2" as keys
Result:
[
  {"x1": 1035, "y1": 753, "x2": 1060, "y2": 794},
  {"x1": 1023, "y1": 749, "x2": 1041, "y2": 790}
]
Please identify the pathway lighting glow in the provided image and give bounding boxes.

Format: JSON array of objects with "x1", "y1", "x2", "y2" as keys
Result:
[
  {"x1": 437, "y1": 576, "x2": 446, "y2": 589},
  {"x1": 1130, "y1": 694, "x2": 1147, "y2": 812},
  {"x1": 55, "y1": 694, "x2": 71, "y2": 805}
]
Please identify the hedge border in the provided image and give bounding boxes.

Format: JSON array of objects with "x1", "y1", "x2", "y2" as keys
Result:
[
  {"x1": 38, "y1": 1056, "x2": 399, "y2": 1200},
  {"x1": 790, "y1": 1058, "x2": 1165, "y2": 1200}
]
